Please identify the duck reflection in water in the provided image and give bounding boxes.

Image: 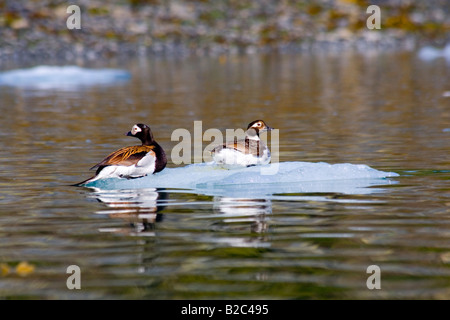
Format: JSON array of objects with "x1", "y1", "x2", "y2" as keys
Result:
[
  {"x1": 88, "y1": 187, "x2": 167, "y2": 235},
  {"x1": 213, "y1": 197, "x2": 272, "y2": 235}
]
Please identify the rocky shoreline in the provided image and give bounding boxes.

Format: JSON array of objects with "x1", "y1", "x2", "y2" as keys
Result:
[{"x1": 1, "y1": 0, "x2": 448, "y2": 62}]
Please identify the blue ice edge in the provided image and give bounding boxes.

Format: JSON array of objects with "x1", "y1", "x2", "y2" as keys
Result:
[
  {"x1": 0, "y1": 65, "x2": 131, "y2": 90},
  {"x1": 83, "y1": 161, "x2": 399, "y2": 197}
]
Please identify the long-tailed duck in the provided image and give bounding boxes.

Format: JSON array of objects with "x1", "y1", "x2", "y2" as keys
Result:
[
  {"x1": 211, "y1": 120, "x2": 273, "y2": 167},
  {"x1": 75, "y1": 123, "x2": 166, "y2": 185}
]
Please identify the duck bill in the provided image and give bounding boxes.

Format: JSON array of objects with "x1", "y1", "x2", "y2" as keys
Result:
[
  {"x1": 126, "y1": 131, "x2": 133, "y2": 136},
  {"x1": 265, "y1": 126, "x2": 274, "y2": 132}
]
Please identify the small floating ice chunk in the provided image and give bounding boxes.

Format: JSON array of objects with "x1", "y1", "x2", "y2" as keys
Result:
[
  {"x1": 417, "y1": 43, "x2": 450, "y2": 61},
  {"x1": 0, "y1": 65, "x2": 131, "y2": 90}
]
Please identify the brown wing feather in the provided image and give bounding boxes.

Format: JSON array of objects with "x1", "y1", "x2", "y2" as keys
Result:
[
  {"x1": 212, "y1": 139, "x2": 265, "y2": 157},
  {"x1": 90, "y1": 145, "x2": 155, "y2": 170}
]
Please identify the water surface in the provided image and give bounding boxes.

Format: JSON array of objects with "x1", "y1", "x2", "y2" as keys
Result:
[{"x1": 0, "y1": 50, "x2": 449, "y2": 299}]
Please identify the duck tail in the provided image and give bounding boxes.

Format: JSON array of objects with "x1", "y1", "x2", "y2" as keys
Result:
[{"x1": 71, "y1": 176, "x2": 96, "y2": 187}]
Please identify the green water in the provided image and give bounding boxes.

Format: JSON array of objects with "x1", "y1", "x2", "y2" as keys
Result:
[{"x1": 0, "y1": 51, "x2": 449, "y2": 299}]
